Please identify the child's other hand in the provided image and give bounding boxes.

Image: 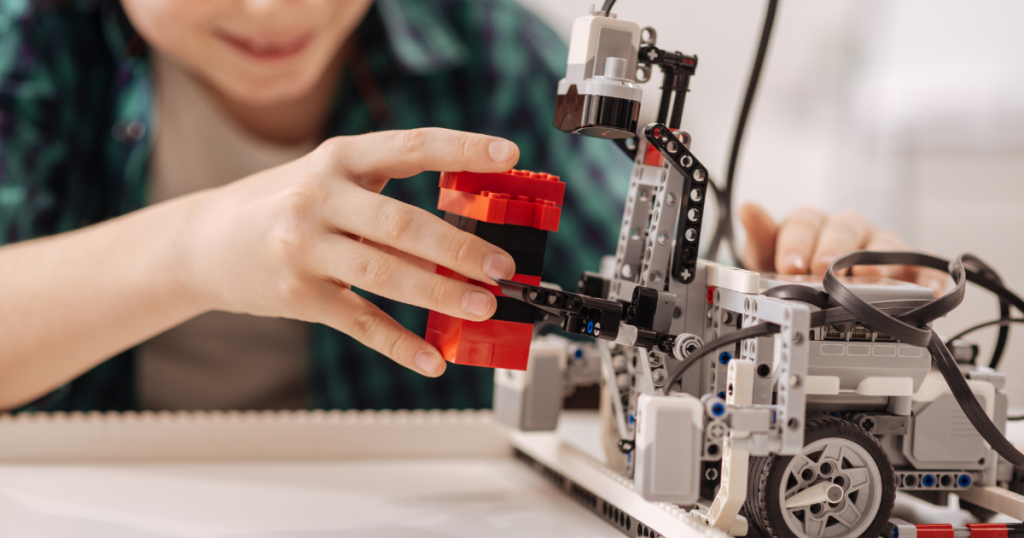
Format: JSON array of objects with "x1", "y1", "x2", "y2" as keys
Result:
[{"x1": 739, "y1": 203, "x2": 947, "y2": 297}]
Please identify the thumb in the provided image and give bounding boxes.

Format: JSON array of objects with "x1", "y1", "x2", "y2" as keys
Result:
[{"x1": 739, "y1": 202, "x2": 779, "y2": 272}]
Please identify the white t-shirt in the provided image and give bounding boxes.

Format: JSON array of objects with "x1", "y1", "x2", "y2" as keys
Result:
[{"x1": 137, "y1": 54, "x2": 315, "y2": 411}]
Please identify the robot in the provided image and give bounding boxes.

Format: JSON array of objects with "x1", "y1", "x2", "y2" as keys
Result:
[{"x1": 429, "y1": 2, "x2": 1024, "y2": 537}]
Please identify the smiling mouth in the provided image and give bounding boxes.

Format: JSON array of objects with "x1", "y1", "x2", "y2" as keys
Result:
[{"x1": 215, "y1": 30, "x2": 315, "y2": 60}]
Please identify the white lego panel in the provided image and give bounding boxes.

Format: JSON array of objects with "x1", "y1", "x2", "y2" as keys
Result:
[
  {"x1": 855, "y1": 376, "x2": 914, "y2": 396},
  {"x1": 702, "y1": 360, "x2": 753, "y2": 532},
  {"x1": 704, "y1": 260, "x2": 759, "y2": 294},
  {"x1": 0, "y1": 409, "x2": 509, "y2": 463},
  {"x1": 0, "y1": 457, "x2": 620, "y2": 538},
  {"x1": 958, "y1": 486, "x2": 1024, "y2": 521},
  {"x1": 511, "y1": 429, "x2": 729, "y2": 538},
  {"x1": 805, "y1": 375, "x2": 841, "y2": 395}
]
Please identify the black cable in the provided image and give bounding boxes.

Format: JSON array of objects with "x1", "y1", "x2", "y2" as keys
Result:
[
  {"x1": 661, "y1": 299, "x2": 933, "y2": 395},
  {"x1": 823, "y1": 251, "x2": 1024, "y2": 469},
  {"x1": 945, "y1": 318, "x2": 1024, "y2": 346},
  {"x1": 763, "y1": 284, "x2": 831, "y2": 309},
  {"x1": 962, "y1": 255, "x2": 1013, "y2": 368},
  {"x1": 601, "y1": 0, "x2": 617, "y2": 15},
  {"x1": 707, "y1": 176, "x2": 721, "y2": 198},
  {"x1": 661, "y1": 250, "x2": 1024, "y2": 469},
  {"x1": 706, "y1": 0, "x2": 779, "y2": 267},
  {"x1": 662, "y1": 323, "x2": 780, "y2": 393}
]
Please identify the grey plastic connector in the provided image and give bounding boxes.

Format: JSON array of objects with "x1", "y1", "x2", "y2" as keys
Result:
[{"x1": 673, "y1": 333, "x2": 704, "y2": 362}]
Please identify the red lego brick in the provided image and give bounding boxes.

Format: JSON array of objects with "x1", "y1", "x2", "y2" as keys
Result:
[
  {"x1": 512, "y1": 273, "x2": 543, "y2": 286},
  {"x1": 451, "y1": 340, "x2": 494, "y2": 367},
  {"x1": 503, "y1": 196, "x2": 539, "y2": 228},
  {"x1": 644, "y1": 141, "x2": 664, "y2": 167},
  {"x1": 440, "y1": 169, "x2": 565, "y2": 206},
  {"x1": 426, "y1": 325, "x2": 457, "y2": 358},
  {"x1": 437, "y1": 189, "x2": 507, "y2": 224},
  {"x1": 532, "y1": 201, "x2": 561, "y2": 231},
  {"x1": 490, "y1": 344, "x2": 530, "y2": 370},
  {"x1": 426, "y1": 309, "x2": 457, "y2": 336},
  {"x1": 427, "y1": 323, "x2": 494, "y2": 367},
  {"x1": 427, "y1": 168, "x2": 563, "y2": 371},
  {"x1": 916, "y1": 524, "x2": 954, "y2": 538},
  {"x1": 457, "y1": 319, "x2": 532, "y2": 346},
  {"x1": 425, "y1": 313, "x2": 533, "y2": 348},
  {"x1": 425, "y1": 311, "x2": 533, "y2": 370},
  {"x1": 438, "y1": 188, "x2": 561, "y2": 232},
  {"x1": 967, "y1": 524, "x2": 1009, "y2": 538}
]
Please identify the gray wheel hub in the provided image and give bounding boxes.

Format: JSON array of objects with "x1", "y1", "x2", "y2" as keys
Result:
[{"x1": 779, "y1": 437, "x2": 883, "y2": 538}]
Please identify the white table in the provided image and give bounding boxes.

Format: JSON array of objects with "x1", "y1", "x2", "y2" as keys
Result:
[
  {"x1": 2, "y1": 410, "x2": 1021, "y2": 538},
  {"x1": 0, "y1": 409, "x2": 618, "y2": 538}
]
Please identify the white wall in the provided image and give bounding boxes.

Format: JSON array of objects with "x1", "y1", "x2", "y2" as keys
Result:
[
  {"x1": 852, "y1": 1, "x2": 1024, "y2": 410},
  {"x1": 518, "y1": 0, "x2": 1024, "y2": 409}
]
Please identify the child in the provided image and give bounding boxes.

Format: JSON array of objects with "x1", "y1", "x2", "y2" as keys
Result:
[{"x1": 0, "y1": 0, "x2": 933, "y2": 412}]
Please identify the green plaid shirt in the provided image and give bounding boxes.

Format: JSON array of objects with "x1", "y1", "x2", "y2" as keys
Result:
[{"x1": 0, "y1": 0, "x2": 630, "y2": 411}]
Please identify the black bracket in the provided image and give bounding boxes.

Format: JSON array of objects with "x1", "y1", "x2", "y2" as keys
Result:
[
  {"x1": 612, "y1": 46, "x2": 698, "y2": 161},
  {"x1": 644, "y1": 123, "x2": 709, "y2": 284},
  {"x1": 500, "y1": 279, "x2": 682, "y2": 351},
  {"x1": 498, "y1": 280, "x2": 623, "y2": 342},
  {"x1": 639, "y1": 46, "x2": 697, "y2": 130}
]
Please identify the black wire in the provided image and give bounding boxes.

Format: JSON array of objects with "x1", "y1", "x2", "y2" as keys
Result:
[
  {"x1": 706, "y1": 0, "x2": 779, "y2": 266},
  {"x1": 661, "y1": 299, "x2": 933, "y2": 395},
  {"x1": 962, "y1": 255, "x2": 1013, "y2": 368},
  {"x1": 662, "y1": 323, "x2": 780, "y2": 393},
  {"x1": 763, "y1": 284, "x2": 831, "y2": 309},
  {"x1": 661, "y1": 251, "x2": 1024, "y2": 468},
  {"x1": 707, "y1": 175, "x2": 721, "y2": 198},
  {"x1": 945, "y1": 318, "x2": 1024, "y2": 346},
  {"x1": 601, "y1": 0, "x2": 617, "y2": 15},
  {"x1": 823, "y1": 251, "x2": 1024, "y2": 469}
]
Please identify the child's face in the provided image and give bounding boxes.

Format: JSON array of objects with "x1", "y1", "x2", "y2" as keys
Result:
[{"x1": 122, "y1": 0, "x2": 374, "y2": 105}]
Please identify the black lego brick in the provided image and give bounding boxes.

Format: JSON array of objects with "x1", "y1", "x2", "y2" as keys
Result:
[
  {"x1": 471, "y1": 221, "x2": 548, "y2": 253},
  {"x1": 444, "y1": 211, "x2": 462, "y2": 228},
  {"x1": 626, "y1": 286, "x2": 659, "y2": 331},
  {"x1": 451, "y1": 217, "x2": 547, "y2": 275},
  {"x1": 506, "y1": 248, "x2": 545, "y2": 277},
  {"x1": 456, "y1": 214, "x2": 477, "y2": 234},
  {"x1": 492, "y1": 295, "x2": 540, "y2": 324},
  {"x1": 578, "y1": 271, "x2": 610, "y2": 299}
]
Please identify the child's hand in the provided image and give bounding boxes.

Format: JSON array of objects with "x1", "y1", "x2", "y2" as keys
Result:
[
  {"x1": 185, "y1": 128, "x2": 520, "y2": 377},
  {"x1": 740, "y1": 203, "x2": 947, "y2": 297}
]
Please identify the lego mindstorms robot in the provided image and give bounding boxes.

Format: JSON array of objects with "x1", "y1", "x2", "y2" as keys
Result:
[{"x1": 476, "y1": 2, "x2": 1024, "y2": 537}]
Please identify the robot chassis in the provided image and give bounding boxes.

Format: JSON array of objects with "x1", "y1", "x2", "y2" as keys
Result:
[{"x1": 475, "y1": 5, "x2": 1024, "y2": 538}]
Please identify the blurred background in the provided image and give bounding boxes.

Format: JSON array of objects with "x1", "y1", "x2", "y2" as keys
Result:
[{"x1": 517, "y1": 0, "x2": 1024, "y2": 410}]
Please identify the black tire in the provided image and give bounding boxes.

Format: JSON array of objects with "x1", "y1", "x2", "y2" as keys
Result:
[{"x1": 744, "y1": 417, "x2": 897, "y2": 538}]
